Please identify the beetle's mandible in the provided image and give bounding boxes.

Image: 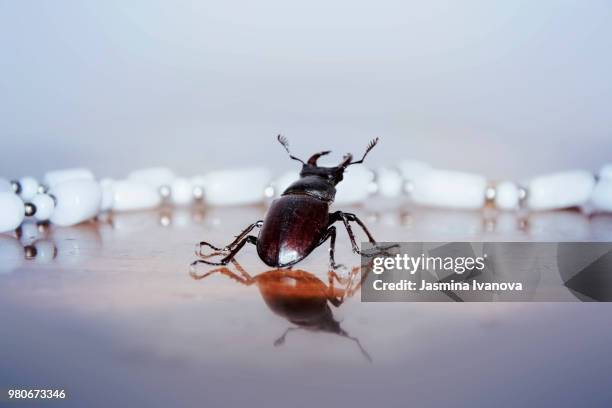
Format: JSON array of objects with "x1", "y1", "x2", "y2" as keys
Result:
[{"x1": 194, "y1": 135, "x2": 381, "y2": 269}]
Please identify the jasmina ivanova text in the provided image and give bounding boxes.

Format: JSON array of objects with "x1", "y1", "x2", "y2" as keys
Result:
[{"x1": 372, "y1": 280, "x2": 524, "y2": 292}]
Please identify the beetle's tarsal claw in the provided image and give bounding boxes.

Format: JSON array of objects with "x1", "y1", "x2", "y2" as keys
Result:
[{"x1": 196, "y1": 241, "x2": 228, "y2": 257}]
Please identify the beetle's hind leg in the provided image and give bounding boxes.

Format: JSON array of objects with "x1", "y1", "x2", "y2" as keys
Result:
[
  {"x1": 196, "y1": 220, "x2": 263, "y2": 257},
  {"x1": 194, "y1": 235, "x2": 258, "y2": 266},
  {"x1": 330, "y1": 211, "x2": 398, "y2": 256}
]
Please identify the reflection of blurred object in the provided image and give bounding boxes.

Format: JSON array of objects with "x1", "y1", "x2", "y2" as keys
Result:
[
  {"x1": 527, "y1": 211, "x2": 591, "y2": 240},
  {"x1": 33, "y1": 239, "x2": 57, "y2": 264},
  {"x1": 16, "y1": 220, "x2": 40, "y2": 246},
  {"x1": 591, "y1": 214, "x2": 612, "y2": 241},
  {"x1": 103, "y1": 210, "x2": 161, "y2": 236},
  {"x1": 0, "y1": 235, "x2": 23, "y2": 274},
  {"x1": 190, "y1": 260, "x2": 371, "y2": 361},
  {"x1": 411, "y1": 208, "x2": 483, "y2": 237},
  {"x1": 590, "y1": 179, "x2": 612, "y2": 212},
  {"x1": 0, "y1": 192, "x2": 25, "y2": 233},
  {"x1": 50, "y1": 224, "x2": 102, "y2": 265}
]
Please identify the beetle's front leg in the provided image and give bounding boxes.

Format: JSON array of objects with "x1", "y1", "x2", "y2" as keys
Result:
[{"x1": 196, "y1": 220, "x2": 263, "y2": 257}]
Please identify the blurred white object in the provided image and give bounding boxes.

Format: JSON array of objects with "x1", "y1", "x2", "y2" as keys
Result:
[
  {"x1": 335, "y1": 165, "x2": 375, "y2": 205},
  {"x1": 272, "y1": 170, "x2": 300, "y2": 197},
  {"x1": 171, "y1": 178, "x2": 194, "y2": 206},
  {"x1": 0, "y1": 192, "x2": 25, "y2": 233},
  {"x1": 128, "y1": 167, "x2": 175, "y2": 189},
  {"x1": 99, "y1": 178, "x2": 115, "y2": 212},
  {"x1": 0, "y1": 178, "x2": 11, "y2": 193},
  {"x1": 112, "y1": 180, "x2": 161, "y2": 211},
  {"x1": 527, "y1": 170, "x2": 594, "y2": 211},
  {"x1": 18, "y1": 176, "x2": 38, "y2": 201},
  {"x1": 591, "y1": 179, "x2": 612, "y2": 212},
  {"x1": 50, "y1": 179, "x2": 102, "y2": 226},
  {"x1": 202, "y1": 168, "x2": 270, "y2": 206},
  {"x1": 0, "y1": 235, "x2": 23, "y2": 273},
  {"x1": 31, "y1": 193, "x2": 55, "y2": 221},
  {"x1": 44, "y1": 168, "x2": 94, "y2": 189},
  {"x1": 599, "y1": 164, "x2": 612, "y2": 180},
  {"x1": 528, "y1": 211, "x2": 591, "y2": 240},
  {"x1": 376, "y1": 167, "x2": 403, "y2": 198},
  {"x1": 495, "y1": 181, "x2": 520, "y2": 211},
  {"x1": 412, "y1": 169, "x2": 487, "y2": 209},
  {"x1": 396, "y1": 160, "x2": 431, "y2": 187}
]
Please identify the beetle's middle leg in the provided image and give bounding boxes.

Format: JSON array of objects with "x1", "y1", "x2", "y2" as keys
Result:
[
  {"x1": 317, "y1": 226, "x2": 345, "y2": 270},
  {"x1": 197, "y1": 220, "x2": 263, "y2": 257},
  {"x1": 195, "y1": 235, "x2": 258, "y2": 266},
  {"x1": 329, "y1": 211, "x2": 371, "y2": 254}
]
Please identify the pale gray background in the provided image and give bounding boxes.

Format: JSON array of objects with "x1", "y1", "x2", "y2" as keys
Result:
[{"x1": 1, "y1": 0, "x2": 611, "y2": 179}]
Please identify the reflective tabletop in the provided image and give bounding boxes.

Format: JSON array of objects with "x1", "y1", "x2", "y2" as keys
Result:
[{"x1": 1, "y1": 205, "x2": 612, "y2": 407}]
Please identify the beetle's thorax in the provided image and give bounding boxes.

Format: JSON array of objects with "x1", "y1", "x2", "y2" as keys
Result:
[{"x1": 282, "y1": 175, "x2": 336, "y2": 202}]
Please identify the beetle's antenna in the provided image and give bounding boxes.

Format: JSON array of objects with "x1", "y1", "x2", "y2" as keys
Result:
[
  {"x1": 346, "y1": 137, "x2": 379, "y2": 166},
  {"x1": 277, "y1": 134, "x2": 306, "y2": 165}
]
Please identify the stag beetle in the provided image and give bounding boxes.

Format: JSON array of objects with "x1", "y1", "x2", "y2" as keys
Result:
[
  {"x1": 195, "y1": 135, "x2": 382, "y2": 268},
  {"x1": 190, "y1": 260, "x2": 371, "y2": 361}
]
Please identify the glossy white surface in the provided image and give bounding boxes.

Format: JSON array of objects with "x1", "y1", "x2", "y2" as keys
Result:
[
  {"x1": 527, "y1": 170, "x2": 595, "y2": 211},
  {"x1": 49, "y1": 179, "x2": 102, "y2": 226},
  {"x1": 202, "y1": 168, "x2": 270, "y2": 206},
  {"x1": 18, "y1": 176, "x2": 39, "y2": 201},
  {"x1": 495, "y1": 181, "x2": 519, "y2": 211},
  {"x1": 376, "y1": 167, "x2": 403, "y2": 198},
  {"x1": 112, "y1": 180, "x2": 161, "y2": 211},
  {"x1": 335, "y1": 166, "x2": 375, "y2": 205},
  {"x1": 170, "y1": 177, "x2": 194, "y2": 206},
  {"x1": 0, "y1": 192, "x2": 24, "y2": 233},
  {"x1": 100, "y1": 178, "x2": 115, "y2": 212},
  {"x1": 0, "y1": 178, "x2": 11, "y2": 193},
  {"x1": 412, "y1": 169, "x2": 487, "y2": 209},
  {"x1": 31, "y1": 193, "x2": 55, "y2": 221}
]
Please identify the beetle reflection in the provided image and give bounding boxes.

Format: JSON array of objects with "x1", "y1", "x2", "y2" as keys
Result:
[{"x1": 190, "y1": 260, "x2": 372, "y2": 361}]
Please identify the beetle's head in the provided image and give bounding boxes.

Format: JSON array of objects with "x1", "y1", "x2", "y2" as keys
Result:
[{"x1": 277, "y1": 135, "x2": 379, "y2": 186}]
